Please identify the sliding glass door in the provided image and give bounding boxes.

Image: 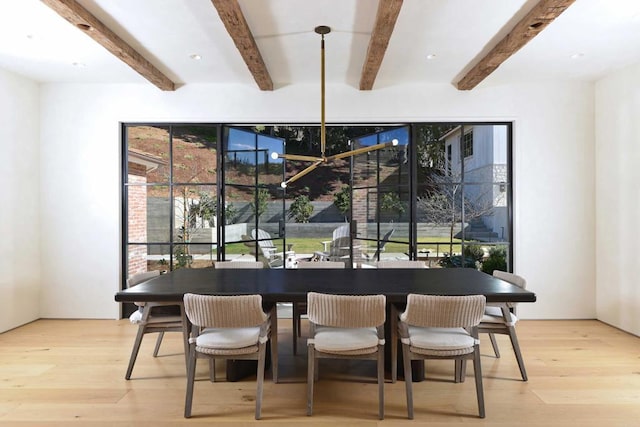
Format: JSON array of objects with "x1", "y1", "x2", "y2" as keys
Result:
[
  {"x1": 352, "y1": 126, "x2": 411, "y2": 267},
  {"x1": 221, "y1": 126, "x2": 287, "y2": 266}
]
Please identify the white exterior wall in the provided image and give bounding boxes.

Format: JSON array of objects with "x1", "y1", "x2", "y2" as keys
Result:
[
  {"x1": 0, "y1": 68, "x2": 40, "y2": 332},
  {"x1": 595, "y1": 62, "x2": 640, "y2": 335},
  {"x1": 36, "y1": 81, "x2": 595, "y2": 321},
  {"x1": 444, "y1": 125, "x2": 508, "y2": 236}
]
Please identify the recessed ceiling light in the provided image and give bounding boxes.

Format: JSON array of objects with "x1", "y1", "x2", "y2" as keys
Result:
[
  {"x1": 190, "y1": 54, "x2": 202, "y2": 60},
  {"x1": 570, "y1": 53, "x2": 584, "y2": 59},
  {"x1": 426, "y1": 53, "x2": 437, "y2": 60}
]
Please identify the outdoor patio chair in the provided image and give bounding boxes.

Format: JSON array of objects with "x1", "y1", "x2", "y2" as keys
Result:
[
  {"x1": 314, "y1": 224, "x2": 362, "y2": 262},
  {"x1": 250, "y1": 228, "x2": 294, "y2": 268},
  {"x1": 363, "y1": 228, "x2": 395, "y2": 261}
]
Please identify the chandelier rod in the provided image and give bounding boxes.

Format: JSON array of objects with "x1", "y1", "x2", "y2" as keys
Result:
[
  {"x1": 319, "y1": 26, "x2": 328, "y2": 158},
  {"x1": 272, "y1": 25, "x2": 398, "y2": 188}
]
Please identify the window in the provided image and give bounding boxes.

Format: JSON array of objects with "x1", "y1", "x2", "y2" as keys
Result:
[
  {"x1": 122, "y1": 122, "x2": 513, "y2": 293},
  {"x1": 123, "y1": 124, "x2": 219, "y2": 280},
  {"x1": 463, "y1": 130, "x2": 473, "y2": 158},
  {"x1": 415, "y1": 123, "x2": 512, "y2": 272}
]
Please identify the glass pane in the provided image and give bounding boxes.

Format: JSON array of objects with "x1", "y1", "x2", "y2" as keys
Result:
[
  {"x1": 352, "y1": 127, "x2": 409, "y2": 188},
  {"x1": 257, "y1": 134, "x2": 284, "y2": 184},
  {"x1": 171, "y1": 244, "x2": 216, "y2": 269},
  {"x1": 224, "y1": 127, "x2": 257, "y2": 186},
  {"x1": 461, "y1": 183, "x2": 504, "y2": 242},
  {"x1": 416, "y1": 183, "x2": 464, "y2": 268},
  {"x1": 128, "y1": 185, "x2": 170, "y2": 243},
  {"x1": 223, "y1": 184, "x2": 252, "y2": 244},
  {"x1": 172, "y1": 125, "x2": 218, "y2": 184},
  {"x1": 222, "y1": 239, "x2": 260, "y2": 262},
  {"x1": 126, "y1": 125, "x2": 170, "y2": 184},
  {"x1": 127, "y1": 244, "x2": 169, "y2": 278},
  {"x1": 172, "y1": 185, "x2": 217, "y2": 243}
]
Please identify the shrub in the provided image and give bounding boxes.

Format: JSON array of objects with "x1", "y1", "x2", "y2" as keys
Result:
[
  {"x1": 333, "y1": 185, "x2": 350, "y2": 220},
  {"x1": 438, "y1": 244, "x2": 485, "y2": 269},
  {"x1": 480, "y1": 247, "x2": 507, "y2": 274},
  {"x1": 288, "y1": 194, "x2": 314, "y2": 223},
  {"x1": 250, "y1": 188, "x2": 270, "y2": 220}
]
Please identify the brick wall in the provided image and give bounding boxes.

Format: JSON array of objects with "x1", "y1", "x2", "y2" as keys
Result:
[{"x1": 127, "y1": 162, "x2": 148, "y2": 276}]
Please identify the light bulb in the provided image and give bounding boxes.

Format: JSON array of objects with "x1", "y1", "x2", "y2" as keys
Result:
[
  {"x1": 392, "y1": 139, "x2": 399, "y2": 146},
  {"x1": 280, "y1": 182, "x2": 287, "y2": 188},
  {"x1": 270, "y1": 152, "x2": 280, "y2": 160}
]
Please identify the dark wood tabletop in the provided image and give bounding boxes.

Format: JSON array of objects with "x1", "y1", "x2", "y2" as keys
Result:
[{"x1": 115, "y1": 267, "x2": 536, "y2": 304}]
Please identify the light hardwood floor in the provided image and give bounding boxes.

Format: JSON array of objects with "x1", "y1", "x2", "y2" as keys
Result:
[{"x1": 1, "y1": 318, "x2": 639, "y2": 425}]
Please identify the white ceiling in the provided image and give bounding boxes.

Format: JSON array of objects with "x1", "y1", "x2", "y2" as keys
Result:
[{"x1": 1, "y1": 0, "x2": 639, "y2": 90}]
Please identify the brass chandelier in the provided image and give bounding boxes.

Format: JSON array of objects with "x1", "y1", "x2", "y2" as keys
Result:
[{"x1": 271, "y1": 25, "x2": 398, "y2": 188}]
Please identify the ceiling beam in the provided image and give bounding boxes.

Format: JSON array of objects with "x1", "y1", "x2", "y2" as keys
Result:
[
  {"x1": 456, "y1": 0, "x2": 575, "y2": 90},
  {"x1": 210, "y1": 0, "x2": 273, "y2": 91},
  {"x1": 359, "y1": 0, "x2": 403, "y2": 90},
  {"x1": 41, "y1": 0, "x2": 176, "y2": 91}
]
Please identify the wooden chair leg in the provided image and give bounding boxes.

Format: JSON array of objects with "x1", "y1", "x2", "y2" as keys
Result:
[
  {"x1": 456, "y1": 359, "x2": 467, "y2": 383},
  {"x1": 292, "y1": 304, "x2": 299, "y2": 355},
  {"x1": 391, "y1": 305, "x2": 398, "y2": 383},
  {"x1": 473, "y1": 347, "x2": 485, "y2": 418},
  {"x1": 255, "y1": 343, "x2": 266, "y2": 420},
  {"x1": 507, "y1": 326, "x2": 528, "y2": 381},
  {"x1": 152, "y1": 331, "x2": 164, "y2": 357},
  {"x1": 307, "y1": 346, "x2": 315, "y2": 416},
  {"x1": 270, "y1": 306, "x2": 279, "y2": 383},
  {"x1": 184, "y1": 348, "x2": 197, "y2": 418},
  {"x1": 125, "y1": 324, "x2": 146, "y2": 380},
  {"x1": 378, "y1": 347, "x2": 385, "y2": 420},
  {"x1": 402, "y1": 344, "x2": 414, "y2": 419},
  {"x1": 489, "y1": 332, "x2": 501, "y2": 357},
  {"x1": 209, "y1": 359, "x2": 216, "y2": 382}
]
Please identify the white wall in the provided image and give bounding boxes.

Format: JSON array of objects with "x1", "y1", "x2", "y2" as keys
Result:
[
  {"x1": 595, "y1": 62, "x2": 640, "y2": 335},
  {"x1": 0, "y1": 68, "x2": 40, "y2": 332},
  {"x1": 38, "y1": 80, "x2": 596, "y2": 320}
]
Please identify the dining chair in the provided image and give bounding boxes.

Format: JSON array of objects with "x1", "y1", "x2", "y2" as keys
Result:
[
  {"x1": 375, "y1": 259, "x2": 427, "y2": 382},
  {"x1": 292, "y1": 261, "x2": 345, "y2": 355},
  {"x1": 375, "y1": 260, "x2": 427, "y2": 269},
  {"x1": 478, "y1": 270, "x2": 528, "y2": 381},
  {"x1": 125, "y1": 270, "x2": 187, "y2": 380},
  {"x1": 214, "y1": 260, "x2": 264, "y2": 269},
  {"x1": 397, "y1": 294, "x2": 486, "y2": 418},
  {"x1": 306, "y1": 292, "x2": 386, "y2": 419},
  {"x1": 210, "y1": 260, "x2": 265, "y2": 379},
  {"x1": 183, "y1": 293, "x2": 275, "y2": 419}
]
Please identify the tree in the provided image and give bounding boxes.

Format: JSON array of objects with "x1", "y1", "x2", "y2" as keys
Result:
[
  {"x1": 333, "y1": 185, "x2": 350, "y2": 221},
  {"x1": 288, "y1": 193, "x2": 314, "y2": 223},
  {"x1": 380, "y1": 192, "x2": 405, "y2": 221},
  {"x1": 417, "y1": 169, "x2": 497, "y2": 256},
  {"x1": 250, "y1": 188, "x2": 270, "y2": 220},
  {"x1": 175, "y1": 189, "x2": 216, "y2": 268}
]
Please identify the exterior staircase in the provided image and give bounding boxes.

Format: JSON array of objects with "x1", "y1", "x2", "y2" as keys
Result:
[{"x1": 457, "y1": 218, "x2": 499, "y2": 241}]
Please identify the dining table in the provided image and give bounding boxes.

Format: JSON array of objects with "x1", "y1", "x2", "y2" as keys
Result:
[{"x1": 115, "y1": 267, "x2": 536, "y2": 381}]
